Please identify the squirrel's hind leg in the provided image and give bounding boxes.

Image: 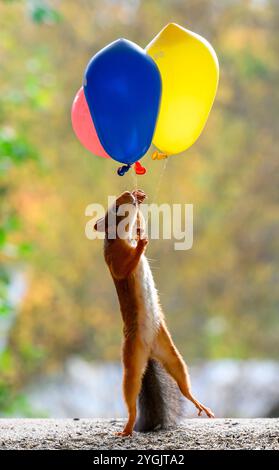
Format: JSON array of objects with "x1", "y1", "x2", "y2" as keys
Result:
[
  {"x1": 152, "y1": 324, "x2": 214, "y2": 419},
  {"x1": 116, "y1": 337, "x2": 149, "y2": 437}
]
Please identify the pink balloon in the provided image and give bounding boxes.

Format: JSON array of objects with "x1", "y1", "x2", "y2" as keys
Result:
[{"x1": 71, "y1": 87, "x2": 110, "y2": 158}]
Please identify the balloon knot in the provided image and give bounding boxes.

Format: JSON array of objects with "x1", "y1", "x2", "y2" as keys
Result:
[
  {"x1": 134, "y1": 161, "x2": 147, "y2": 175},
  {"x1": 117, "y1": 164, "x2": 131, "y2": 176},
  {"x1": 152, "y1": 151, "x2": 168, "y2": 160}
]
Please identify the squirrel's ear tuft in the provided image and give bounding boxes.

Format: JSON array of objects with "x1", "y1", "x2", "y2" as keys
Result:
[{"x1": 94, "y1": 217, "x2": 106, "y2": 232}]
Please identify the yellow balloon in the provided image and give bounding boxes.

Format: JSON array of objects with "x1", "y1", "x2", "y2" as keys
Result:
[{"x1": 146, "y1": 23, "x2": 219, "y2": 155}]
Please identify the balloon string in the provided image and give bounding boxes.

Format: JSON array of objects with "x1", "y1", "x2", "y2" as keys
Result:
[
  {"x1": 130, "y1": 165, "x2": 138, "y2": 190},
  {"x1": 120, "y1": 166, "x2": 130, "y2": 192},
  {"x1": 147, "y1": 158, "x2": 169, "y2": 222}
]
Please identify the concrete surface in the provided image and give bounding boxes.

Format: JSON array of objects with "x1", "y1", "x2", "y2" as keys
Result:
[{"x1": 0, "y1": 418, "x2": 278, "y2": 450}]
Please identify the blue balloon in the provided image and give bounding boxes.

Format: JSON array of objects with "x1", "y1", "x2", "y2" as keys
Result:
[{"x1": 84, "y1": 39, "x2": 162, "y2": 165}]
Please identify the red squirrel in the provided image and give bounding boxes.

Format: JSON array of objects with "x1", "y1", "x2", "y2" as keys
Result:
[{"x1": 94, "y1": 189, "x2": 214, "y2": 437}]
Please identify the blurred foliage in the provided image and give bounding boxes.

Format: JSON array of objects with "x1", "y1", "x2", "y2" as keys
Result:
[
  {"x1": 0, "y1": 0, "x2": 279, "y2": 414},
  {"x1": 27, "y1": 0, "x2": 62, "y2": 24}
]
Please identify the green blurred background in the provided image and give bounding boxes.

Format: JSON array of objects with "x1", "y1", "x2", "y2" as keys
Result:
[{"x1": 0, "y1": 0, "x2": 278, "y2": 417}]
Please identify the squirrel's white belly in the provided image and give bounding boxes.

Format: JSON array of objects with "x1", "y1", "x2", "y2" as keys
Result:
[{"x1": 135, "y1": 255, "x2": 161, "y2": 346}]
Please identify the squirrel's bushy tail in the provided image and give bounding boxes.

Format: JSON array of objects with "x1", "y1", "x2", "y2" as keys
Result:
[{"x1": 135, "y1": 359, "x2": 185, "y2": 432}]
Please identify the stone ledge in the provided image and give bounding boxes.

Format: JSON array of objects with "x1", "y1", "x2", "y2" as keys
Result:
[{"x1": 0, "y1": 418, "x2": 278, "y2": 450}]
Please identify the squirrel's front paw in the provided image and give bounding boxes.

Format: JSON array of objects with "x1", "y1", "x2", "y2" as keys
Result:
[
  {"x1": 132, "y1": 189, "x2": 146, "y2": 204},
  {"x1": 138, "y1": 237, "x2": 149, "y2": 248}
]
